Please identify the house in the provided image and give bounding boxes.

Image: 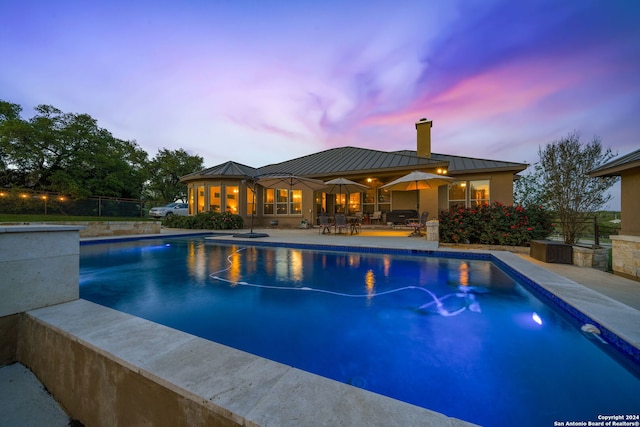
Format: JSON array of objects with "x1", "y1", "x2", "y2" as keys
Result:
[
  {"x1": 589, "y1": 148, "x2": 640, "y2": 281},
  {"x1": 180, "y1": 118, "x2": 527, "y2": 227}
]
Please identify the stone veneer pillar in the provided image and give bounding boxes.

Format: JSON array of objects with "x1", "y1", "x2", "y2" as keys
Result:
[
  {"x1": 426, "y1": 220, "x2": 439, "y2": 241},
  {"x1": 610, "y1": 235, "x2": 640, "y2": 282}
]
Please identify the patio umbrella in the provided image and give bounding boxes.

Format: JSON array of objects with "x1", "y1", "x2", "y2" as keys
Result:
[
  {"x1": 324, "y1": 177, "x2": 369, "y2": 215},
  {"x1": 324, "y1": 177, "x2": 369, "y2": 195},
  {"x1": 233, "y1": 176, "x2": 269, "y2": 239},
  {"x1": 256, "y1": 174, "x2": 327, "y2": 225},
  {"x1": 256, "y1": 174, "x2": 327, "y2": 191},
  {"x1": 380, "y1": 170, "x2": 455, "y2": 214}
]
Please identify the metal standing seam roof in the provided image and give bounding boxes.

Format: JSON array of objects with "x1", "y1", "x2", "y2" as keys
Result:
[
  {"x1": 180, "y1": 160, "x2": 259, "y2": 180},
  {"x1": 589, "y1": 148, "x2": 640, "y2": 177},
  {"x1": 256, "y1": 146, "x2": 447, "y2": 177},
  {"x1": 181, "y1": 146, "x2": 528, "y2": 182},
  {"x1": 394, "y1": 150, "x2": 527, "y2": 174}
]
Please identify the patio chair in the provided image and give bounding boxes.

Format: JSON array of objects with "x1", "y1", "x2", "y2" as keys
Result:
[
  {"x1": 334, "y1": 214, "x2": 349, "y2": 234},
  {"x1": 318, "y1": 215, "x2": 333, "y2": 234},
  {"x1": 350, "y1": 216, "x2": 362, "y2": 235},
  {"x1": 370, "y1": 211, "x2": 382, "y2": 224},
  {"x1": 406, "y1": 212, "x2": 428, "y2": 236}
]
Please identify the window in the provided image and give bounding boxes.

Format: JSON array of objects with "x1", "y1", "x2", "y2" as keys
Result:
[
  {"x1": 264, "y1": 188, "x2": 275, "y2": 214},
  {"x1": 362, "y1": 188, "x2": 375, "y2": 214},
  {"x1": 263, "y1": 188, "x2": 304, "y2": 215},
  {"x1": 470, "y1": 180, "x2": 490, "y2": 207},
  {"x1": 197, "y1": 186, "x2": 205, "y2": 213},
  {"x1": 209, "y1": 186, "x2": 220, "y2": 212},
  {"x1": 225, "y1": 185, "x2": 238, "y2": 213},
  {"x1": 246, "y1": 187, "x2": 255, "y2": 216},
  {"x1": 335, "y1": 193, "x2": 346, "y2": 214},
  {"x1": 276, "y1": 189, "x2": 288, "y2": 214},
  {"x1": 448, "y1": 180, "x2": 490, "y2": 209},
  {"x1": 348, "y1": 193, "x2": 361, "y2": 215},
  {"x1": 448, "y1": 182, "x2": 467, "y2": 210},
  {"x1": 316, "y1": 192, "x2": 327, "y2": 218},
  {"x1": 290, "y1": 190, "x2": 302, "y2": 214},
  {"x1": 188, "y1": 187, "x2": 195, "y2": 215},
  {"x1": 377, "y1": 188, "x2": 391, "y2": 213}
]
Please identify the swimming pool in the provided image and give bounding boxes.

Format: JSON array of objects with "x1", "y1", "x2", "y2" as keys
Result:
[{"x1": 80, "y1": 237, "x2": 640, "y2": 427}]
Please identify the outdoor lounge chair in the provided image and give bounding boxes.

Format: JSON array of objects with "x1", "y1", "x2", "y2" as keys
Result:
[
  {"x1": 370, "y1": 211, "x2": 382, "y2": 224},
  {"x1": 406, "y1": 212, "x2": 428, "y2": 236},
  {"x1": 318, "y1": 215, "x2": 332, "y2": 234},
  {"x1": 334, "y1": 214, "x2": 349, "y2": 234}
]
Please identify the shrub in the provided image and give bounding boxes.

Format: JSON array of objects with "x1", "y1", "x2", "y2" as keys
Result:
[
  {"x1": 162, "y1": 211, "x2": 243, "y2": 230},
  {"x1": 439, "y1": 202, "x2": 553, "y2": 246}
]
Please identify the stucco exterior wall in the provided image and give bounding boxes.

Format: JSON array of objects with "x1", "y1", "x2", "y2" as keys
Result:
[
  {"x1": 488, "y1": 173, "x2": 516, "y2": 206},
  {"x1": 620, "y1": 170, "x2": 640, "y2": 236}
]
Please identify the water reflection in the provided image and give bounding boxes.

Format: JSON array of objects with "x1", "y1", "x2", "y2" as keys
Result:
[
  {"x1": 382, "y1": 256, "x2": 391, "y2": 277},
  {"x1": 274, "y1": 248, "x2": 304, "y2": 284},
  {"x1": 365, "y1": 269, "x2": 375, "y2": 301},
  {"x1": 185, "y1": 240, "x2": 210, "y2": 282},
  {"x1": 459, "y1": 261, "x2": 469, "y2": 287}
]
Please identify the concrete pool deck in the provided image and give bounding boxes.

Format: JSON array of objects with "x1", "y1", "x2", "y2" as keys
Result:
[{"x1": 3, "y1": 227, "x2": 640, "y2": 426}]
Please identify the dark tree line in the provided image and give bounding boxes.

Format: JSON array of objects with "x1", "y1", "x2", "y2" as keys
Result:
[{"x1": 0, "y1": 100, "x2": 204, "y2": 202}]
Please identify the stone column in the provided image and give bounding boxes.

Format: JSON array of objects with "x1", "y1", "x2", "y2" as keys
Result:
[
  {"x1": 426, "y1": 220, "x2": 439, "y2": 241},
  {"x1": 610, "y1": 235, "x2": 640, "y2": 281}
]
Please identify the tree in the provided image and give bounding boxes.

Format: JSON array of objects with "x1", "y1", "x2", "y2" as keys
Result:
[
  {"x1": 0, "y1": 100, "x2": 149, "y2": 198},
  {"x1": 145, "y1": 148, "x2": 204, "y2": 203},
  {"x1": 536, "y1": 131, "x2": 618, "y2": 244},
  {"x1": 513, "y1": 163, "x2": 546, "y2": 208}
]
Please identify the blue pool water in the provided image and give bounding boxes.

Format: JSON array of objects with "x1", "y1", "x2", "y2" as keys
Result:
[{"x1": 79, "y1": 237, "x2": 640, "y2": 427}]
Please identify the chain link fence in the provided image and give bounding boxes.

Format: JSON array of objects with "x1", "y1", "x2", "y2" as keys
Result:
[{"x1": 0, "y1": 188, "x2": 147, "y2": 217}]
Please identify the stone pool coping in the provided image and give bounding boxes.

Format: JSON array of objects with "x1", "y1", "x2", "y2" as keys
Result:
[{"x1": 24, "y1": 299, "x2": 476, "y2": 426}]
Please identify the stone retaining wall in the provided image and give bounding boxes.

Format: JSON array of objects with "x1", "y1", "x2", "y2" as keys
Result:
[{"x1": 0, "y1": 221, "x2": 160, "y2": 238}]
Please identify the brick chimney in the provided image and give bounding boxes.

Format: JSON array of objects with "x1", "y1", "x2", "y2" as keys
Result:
[{"x1": 415, "y1": 118, "x2": 432, "y2": 158}]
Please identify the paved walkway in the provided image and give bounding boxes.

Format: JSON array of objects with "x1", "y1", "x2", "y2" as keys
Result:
[{"x1": 2, "y1": 227, "x2": 639, "y2": 426}]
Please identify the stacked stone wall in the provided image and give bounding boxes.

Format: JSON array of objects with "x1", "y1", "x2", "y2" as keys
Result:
[{"x1": 572, "y1": 246, "x2": 610, "y2": 271}]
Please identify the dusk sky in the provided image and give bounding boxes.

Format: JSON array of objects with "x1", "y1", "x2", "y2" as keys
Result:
[{"x1": 2, "y1": 1, "x2": 639, "y2": 209}]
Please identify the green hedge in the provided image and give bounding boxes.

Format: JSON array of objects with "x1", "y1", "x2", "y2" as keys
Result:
[
  {"x1": 162, "y1": 211, "x2": 244, "y2": 230},
  {"x1": 439, "y1": 202, "x2": 553, "y2": 246}
]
